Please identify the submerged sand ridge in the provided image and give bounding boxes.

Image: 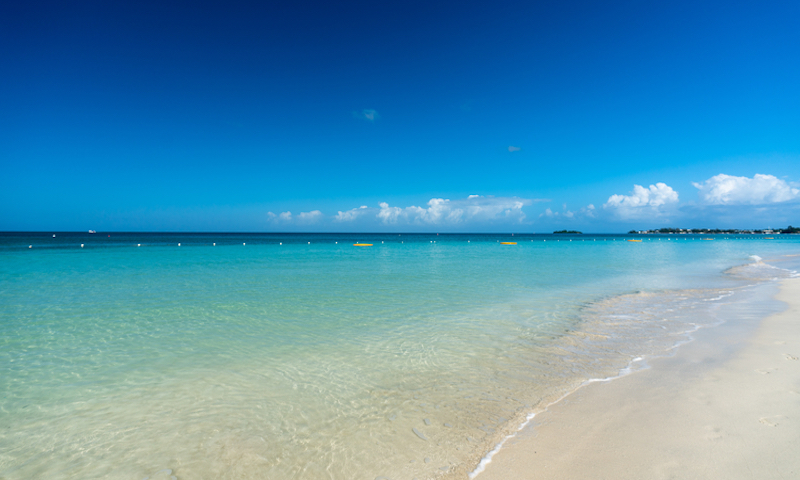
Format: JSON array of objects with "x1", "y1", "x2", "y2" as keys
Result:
[{"x1": 475, "y1": 278, "x2": 800, "y2": 480}]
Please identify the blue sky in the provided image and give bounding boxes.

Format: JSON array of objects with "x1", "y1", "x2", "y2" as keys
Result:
[{"x1": 1, "y1": 0, "x2": 798, "y2": 232}]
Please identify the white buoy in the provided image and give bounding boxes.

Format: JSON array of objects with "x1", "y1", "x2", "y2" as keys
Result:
[
  {"x1": 53, "y1": 234, "x2": 56, "y2": 237},
  {"x1": 335, "y1": 242, "x2": 338, "y2": 244},
  {"x1": 29, "y1": 245, "x2": 32, "y2": 248},
  {"x1": 213, "y1": 243, "x2": 215, "y2": 246},
  {"x1": 308, "y1": 242, "x2": 310, "y2": 244},
  {"x1": 81, "y1": 244, "x2": 84, "y2": 247},
  {"x1": 243, "y1": 243, "x2": 246, "y2": 246},
  {"x1": 382, "y1": 241, "x2": 384, "y2": 244},
  {"x1": 178, "y1": 243, "x2": 181, "y2": 246},
  {"x1": 280, "y1": 242, "x2": 282, "y2": 245},
  {"x1": 138, "y1": 244, "x2": 141, "y2": 247}
]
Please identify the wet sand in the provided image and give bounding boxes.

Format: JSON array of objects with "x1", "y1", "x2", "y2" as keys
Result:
[{"x1": 476, "y1": 278, "x2": 800, "y2": 480}]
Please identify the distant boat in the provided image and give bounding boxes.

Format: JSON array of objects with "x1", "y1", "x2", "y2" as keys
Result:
[{"x1": 88, "y1": 230, "x2": 96, "y2": 234}]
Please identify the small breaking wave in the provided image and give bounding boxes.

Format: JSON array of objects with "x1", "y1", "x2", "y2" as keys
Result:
[{"x1": 726, "y1": 257, "x2": 794, "y2": 281}]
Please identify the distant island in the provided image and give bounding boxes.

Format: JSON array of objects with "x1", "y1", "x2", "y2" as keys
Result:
[
  {"x1": 628, "y1": 226, "x2": 800, "y2": 235},
  {"x1": 553, "y1": 230, "x2": 582, "y2": 234}
]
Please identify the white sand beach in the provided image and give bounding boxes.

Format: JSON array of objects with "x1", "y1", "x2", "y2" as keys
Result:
[{"x1": 476, "y1": 278, "x2": 800, "y2": 480}]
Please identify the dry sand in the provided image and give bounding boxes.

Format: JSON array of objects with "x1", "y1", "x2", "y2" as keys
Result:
[{"x1": 476, "y1": 278, "x2": 800, "y2": 480}]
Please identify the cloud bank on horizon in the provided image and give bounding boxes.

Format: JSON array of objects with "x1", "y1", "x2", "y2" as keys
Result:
[
  {"x1": 265, "y1": 173, "x2": 799, "y2": 231},
  {"x1": 600, "y1": 173, "x2": 800, "y2": 226},
  {"x1": 268, "y1": 195, "x2": 541, "y2": 230}
]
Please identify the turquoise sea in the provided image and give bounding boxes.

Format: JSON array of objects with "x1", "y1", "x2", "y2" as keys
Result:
[{"x1": 1, "y1": 232, "x2": 798, "y2": 480}]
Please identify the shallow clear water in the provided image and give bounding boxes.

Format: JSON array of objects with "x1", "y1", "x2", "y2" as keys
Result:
[{"x1": 1, "y1": 232, "x2": 798, "y2": 479}]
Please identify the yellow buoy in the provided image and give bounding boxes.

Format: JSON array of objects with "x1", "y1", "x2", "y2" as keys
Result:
[
  {"x1": 500, "y1": 242, "x2": 517, "y2": 245},
  {"x1": 353, "y1": 243, "x2": 373, "y2": 247},
  {"x1": 627, "y1": 239, "x2": 642, "y2": 242}
]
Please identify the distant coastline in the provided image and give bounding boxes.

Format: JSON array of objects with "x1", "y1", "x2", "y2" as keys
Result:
[{"x1": 628, "y1": 225, "x2": 799, "y2": 235}]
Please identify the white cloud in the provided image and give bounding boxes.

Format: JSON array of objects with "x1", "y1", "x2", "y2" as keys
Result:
[
  {"x1": 606, "y1": 183, "x2": 678, "y2": 208},
  {"x1": 407, "y1": 196, "x2": 531, "y2": 225},
  {"x1": 267, "y1": 210, "x2": 322, "y2": 224},
  {"x1": 353, "y1": 109, "x2": 379, "y2": 121},
  {"x1": 405, "y1": 198, "x2": 462, "y2": 224},
  {"x1": 377, "y1": 202, "x2": 403, "y2": 224},
  {"x1": 508, "y1": 146, "x2": 521, "y2": 152},
  {"x1": 539, "y1": 203, "x2": 594, "y2": 220},
  {"x1": 297, "y1": 210, "x2": 323, "y2": 223},
  {"x1": 692, "y1": 174, "x2": 799, "y2": 205},
  {"x1": 266, "y1": 195, "x2": 546, "y2": 230},
  {"x1": 267, "y1": 211, "x2": 293, "y2": 222},
  {"x1": 335, "y1": 205, "x2": 369, "y2": 222},
  {"x1": 603, "y1": 183, "x2": 679, "y2": 219},
  {"x1": 371, "y1": 195, "x2": 541, "y2": 226}
]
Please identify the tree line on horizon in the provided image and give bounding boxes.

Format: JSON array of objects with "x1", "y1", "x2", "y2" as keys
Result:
[{"x1": 627, "y1": 226, "x2": 800, "y2": 234}]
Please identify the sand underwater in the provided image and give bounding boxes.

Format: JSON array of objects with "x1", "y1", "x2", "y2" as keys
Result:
[{"x1": 1, "y1": 232, "x2": 798, "y2": 479}]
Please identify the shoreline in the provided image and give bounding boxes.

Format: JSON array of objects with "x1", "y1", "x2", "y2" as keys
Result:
[
  {"x1": 473, "y1": 277, "x2": 800, "y2": 479},
  {"x1": 452, "y1": 258, "x2": 795, "y2": 480}
]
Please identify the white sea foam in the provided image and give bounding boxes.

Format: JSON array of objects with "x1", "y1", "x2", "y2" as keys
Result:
[
  {"x1": 468, "y1": 411, "x2": 537, "y2": 479},
  {"x1": 705, "y1": 290, "x2": 734, "y2": 301}
]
